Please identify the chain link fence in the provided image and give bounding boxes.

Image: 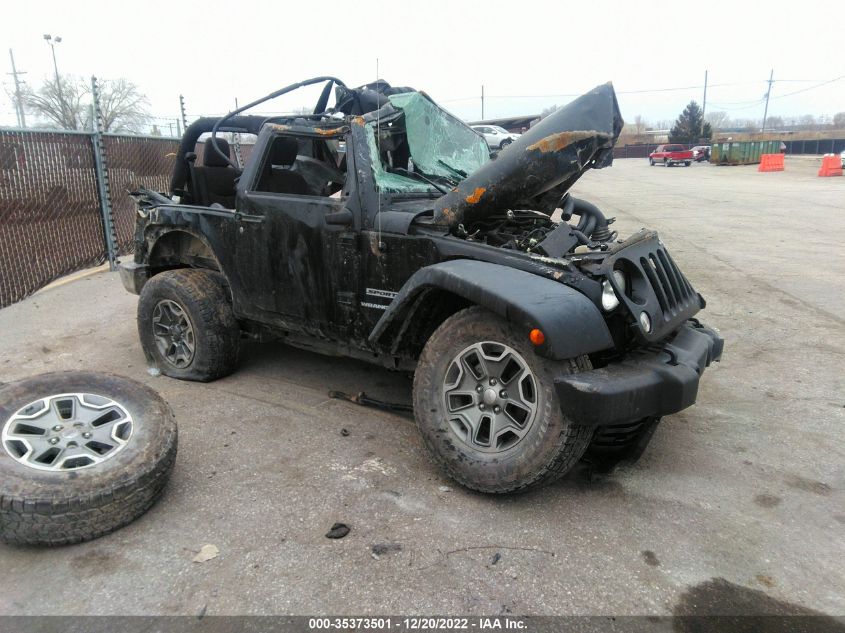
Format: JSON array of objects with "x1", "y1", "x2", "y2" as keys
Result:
[
  {"x1": 0, "y1": 129, "x2": 108, "y2": 307},
  {"x1": 103, "y1": 135, "x2": 179, "y2": 253},
  {"x1": 0, "y1": 128, "x2": 179, "y2": 308}
]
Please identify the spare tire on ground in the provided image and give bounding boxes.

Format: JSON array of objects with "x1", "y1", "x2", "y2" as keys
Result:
[{"x1": 0, "y1": 372, "x2": 177, "y2": 546}]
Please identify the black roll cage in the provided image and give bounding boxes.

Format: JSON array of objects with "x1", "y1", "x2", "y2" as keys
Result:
[
  {"x1": 170, "y1": 77, "x2": 347, "y2": 195},
  {"x1": 209, "y1": 76, "x2": 346, "y2": 168}
]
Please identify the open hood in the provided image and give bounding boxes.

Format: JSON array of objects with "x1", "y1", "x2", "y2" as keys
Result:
[{"x1": 432, "y1": 83, "x2": 623, "y2": 229}]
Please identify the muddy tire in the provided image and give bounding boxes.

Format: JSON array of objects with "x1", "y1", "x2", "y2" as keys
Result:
[
  {"x1": 138, "y1": 269, "x2": 240, "y2": 382},
  {"x1": 0, "y1": 372, "x2": 177, "y2": 546},
  {"x1": 413, "y1": 307, "x2": 593, "y2": 494}
]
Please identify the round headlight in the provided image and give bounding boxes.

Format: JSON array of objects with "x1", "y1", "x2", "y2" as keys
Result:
[
  {"x1": 601, "y1": 270, "x2": 626, "y2": 312},
  {"x1": 612, "y1": 269, "x2": 626, "y2": 293},
  {"x1": 601, "y1": 280, "x2": 619, "y2": 311}
]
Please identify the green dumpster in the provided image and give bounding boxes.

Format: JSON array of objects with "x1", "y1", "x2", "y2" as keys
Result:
[{"x1": 710, "y1": 140, "x2": 781, "y2": 165}]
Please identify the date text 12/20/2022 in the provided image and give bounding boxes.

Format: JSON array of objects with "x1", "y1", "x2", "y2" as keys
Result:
[{"x1": 308, "y1": 617, "x2": 527, "y2": 630}]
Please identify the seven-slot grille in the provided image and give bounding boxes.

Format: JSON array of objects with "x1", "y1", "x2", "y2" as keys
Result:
[
  {"x1": 639, "y1": 246, "x2": 697, "y2": 318},
  {"x1": 603, "y1": 231, "x2": 703, "y2": 342}
]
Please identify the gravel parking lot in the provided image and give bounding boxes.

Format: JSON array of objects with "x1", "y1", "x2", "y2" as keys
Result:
[{"x1": 0, "y1": 157, "x2": 843, "y2": 617}]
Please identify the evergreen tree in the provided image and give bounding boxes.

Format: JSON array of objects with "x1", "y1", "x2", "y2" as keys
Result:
[{"x1": 669, "y1": 101, "x2": 712, "y2": 143}]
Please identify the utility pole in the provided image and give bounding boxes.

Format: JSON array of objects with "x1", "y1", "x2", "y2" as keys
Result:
[
  {"x1": 761, "y1": 69, "x2": 774, "y2": 133},
  {"x1": 702, "y1": 70, "x2": 708, "y2": 124},
  {"x1": 179, "y1": 94, "x2": 188, "y2": 131},
  {"x1": 481, "y1": 85, "x2": 485, "y2": 120},
  {"x1": 7, "y1": 48, "x2": 26, "y2": 127}
]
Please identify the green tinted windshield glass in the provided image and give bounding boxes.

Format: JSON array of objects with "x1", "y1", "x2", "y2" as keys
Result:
[
  {"x1": 366, "y1": 92, "x2": 490, "y2": 194},
  {"x1": 389, "y1": 92, "x2": 489, "y2": 180}
]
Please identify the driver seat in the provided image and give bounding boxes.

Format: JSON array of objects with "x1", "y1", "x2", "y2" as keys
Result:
[
  {"x1": 189, "y1": 138, "x2": 240, "y2": 208},
  {"x1": 259, "y1": 138, "x2": 310, "y2": 195}
]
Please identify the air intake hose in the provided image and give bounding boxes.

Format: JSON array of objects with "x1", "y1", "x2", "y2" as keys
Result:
[{"x1": 571, "y1": 196, "x2": 614, "y2": 242}]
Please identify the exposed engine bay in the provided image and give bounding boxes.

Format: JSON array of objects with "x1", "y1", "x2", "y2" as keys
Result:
[{"x1": 455, "y1": 194, "x2": 618, "y2": 258}]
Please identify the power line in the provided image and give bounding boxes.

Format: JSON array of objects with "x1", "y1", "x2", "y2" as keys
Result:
[
  {"x1": 771, "y1": 75, "x2": 844, "y2": 100},
  {"x1": 440, "y1": 76, "x2": 842, "y2": 105}
]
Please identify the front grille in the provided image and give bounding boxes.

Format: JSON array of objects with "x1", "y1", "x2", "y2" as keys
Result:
[
  {"x1": 639, "y1": 247, "x2": 697, "y2": 319},
  {"x1": 602, "y1": 231, "x2": 703, "y2": 342}
]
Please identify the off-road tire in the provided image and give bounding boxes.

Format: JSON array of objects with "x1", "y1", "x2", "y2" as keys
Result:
[
  {"x1": 0, "y1": 372, "x2": 177, "y2": 546},
  {"x1": 413, "y1": 307, "x2": 593, "y2": 494},
  {"x1": 138, "y1": 269, "x2": 240, "y2": 382}
]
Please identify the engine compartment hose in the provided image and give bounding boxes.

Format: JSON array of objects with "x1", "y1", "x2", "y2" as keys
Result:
[{"x1": 571, "y1": 196, "x2": 611, "y2": 242}]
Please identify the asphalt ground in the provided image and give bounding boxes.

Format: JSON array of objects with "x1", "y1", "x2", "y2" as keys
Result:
[{"x1": 0, "y1": 156, "x2": 842, "y2": 617}]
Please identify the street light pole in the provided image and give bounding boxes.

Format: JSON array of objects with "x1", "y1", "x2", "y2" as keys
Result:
[{"x1": 43, "y1": 34, "x2": 69, "y2": 128}]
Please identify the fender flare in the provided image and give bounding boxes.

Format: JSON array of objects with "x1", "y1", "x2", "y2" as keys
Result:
[
  {"x1": 368, "y1": 260, "x2": 614, "y2": 360},
  {"x1": 146, "y1": 226, "x2": 222, "y2": 272}
]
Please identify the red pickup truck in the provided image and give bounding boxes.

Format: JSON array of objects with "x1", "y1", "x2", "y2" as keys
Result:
[{"x1": 649, "y1": 144, "x2": 693, "y2": 167}]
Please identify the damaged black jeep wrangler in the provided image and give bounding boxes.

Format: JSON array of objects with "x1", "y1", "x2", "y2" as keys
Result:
[{"x1": 121, "y1": 76, "x2": 723, "y2": 493}]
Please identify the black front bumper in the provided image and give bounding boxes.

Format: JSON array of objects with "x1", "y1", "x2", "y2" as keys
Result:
[
  {"x1": 555, "y1": 321, "x2": 723, "y2": 426},
  {"x1": 119, "y1": 262, "x2": 149, "y2": 295}
]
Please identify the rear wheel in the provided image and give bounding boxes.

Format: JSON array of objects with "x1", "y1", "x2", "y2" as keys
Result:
[
  {"x1": 664, "y1": 158, "x2": 670, "y2": 167},
  {"x1": 138, "y1": 269, "x2": 240, "y2": 382},
  {"x1": 649, "y1": 158, "x2": 655, "y2": 166},
  {"x1": 413, "y1": 307, "x2": 593, "y2": 493},
  {"x1": 685, "y1": 161, "x2": 691, "y2": 167}
]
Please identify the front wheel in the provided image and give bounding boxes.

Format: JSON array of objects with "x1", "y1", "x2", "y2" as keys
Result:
[
  {"x1": 137, "y1": 269, "x2": 240, "y2": 382},
  {"x1": 649, "y1": 158, "x2": 655, "y2": 166},
  {"x1": 664, "y1": 158, "x2": 670, "y2": 167},
  {"x1": 413, "y1": 307, "x2": 593, "y2": 494},
  {"x1": 685, "y1": 161, "x2": 691, "y2": 167}
]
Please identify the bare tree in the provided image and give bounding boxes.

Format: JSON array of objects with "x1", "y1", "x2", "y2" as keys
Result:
[
  {"x1": 798, "y1": 114, "x2": 817, "y2": 128},
  {"x1": 539, "y1": 104, "x2": 559, "y2": 119},
  {"x1": 23, "y1": 75, "x2": 150, "y2": 132},
  {"x1": 765, "y1": 115, "x2": 784, "y2": 130},
  {"x1": 705, "y1": 111, "x2": 730, "y2": 130},
  {"x1": 834, "y1": 112, "x2": 845, "y2": 128},
  {"x1": 96, "y1": 78, "x2": 150, "y2": 133},
  {"x1": 633, "y1": 115, "x2": 648, "y2": 134},
  {"x1": 22, "y1": 75, "x2": 89, "y2": 130}
]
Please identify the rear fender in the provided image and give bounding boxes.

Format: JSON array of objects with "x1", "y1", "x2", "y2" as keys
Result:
[{"x1": 369, "y1": 260, "x2": 614, "y2": 360}]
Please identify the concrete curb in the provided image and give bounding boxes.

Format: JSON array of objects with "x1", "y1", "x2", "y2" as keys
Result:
[{"x1": 35, "y1": 263, "x2": 112, "y2": 295}]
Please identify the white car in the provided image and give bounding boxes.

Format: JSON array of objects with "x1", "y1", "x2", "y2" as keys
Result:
[
  {"x1": 841, "y1": 148, "x2": 845, "y2": 168},
  {"x1": 471, "y1": 125, "x2": 521, "y2": 150}
]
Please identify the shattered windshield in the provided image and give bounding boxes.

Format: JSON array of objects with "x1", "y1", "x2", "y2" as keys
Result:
[{"x1": 365, "y1": 92, "x2": 489, "y2": 194}]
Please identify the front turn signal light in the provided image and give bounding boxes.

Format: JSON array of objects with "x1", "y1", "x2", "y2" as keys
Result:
[{"x1": 529, "y1": 328, "x2": 545, "y2": 346}]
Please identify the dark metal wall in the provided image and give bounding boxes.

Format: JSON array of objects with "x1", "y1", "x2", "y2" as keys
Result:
[
  {"x1": 613, "y1": 139, "x2": 845, "y2": 159},
  {"x1": 782, "y1": 139, "x2": 845, "y2": 155}
]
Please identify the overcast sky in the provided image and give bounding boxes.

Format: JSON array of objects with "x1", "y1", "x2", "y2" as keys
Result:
[{"x1": 2, "y1": 0, "x2": 843, "y2": 130}]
